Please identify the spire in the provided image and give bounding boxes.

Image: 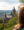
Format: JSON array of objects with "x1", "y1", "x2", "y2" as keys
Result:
[
  {"x1": 5, "y1": 12, "x2": 6, "y2": 18},
  {"x1": 13, "y1": 6, "x2": 16, "y2": 15},
  {"x1": 12, "y1": 6, "x2": 16, "y2": 17}
]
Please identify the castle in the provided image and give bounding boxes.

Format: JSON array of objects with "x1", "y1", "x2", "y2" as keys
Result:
[{"x1": 3, "y1": 7, "x2": 16, "y2": 23}]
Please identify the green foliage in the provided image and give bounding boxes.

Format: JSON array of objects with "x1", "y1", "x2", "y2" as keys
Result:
[
  {"x1": 8, "y1": 17, "x2": 16, "y2": 25},
  {"x1": 0, "y1": 17, "x2": 4, "y2": 20},
  {"x1": 8, "y1": 13, "x2": 18, "y2": 27},
  {"x1": 0, "y1": 13, "x2": 18, "y2": 30},
  {"x1": 0, "y1": 23, "x2": 4, "y2": 30},
  {"x1": 20, "y1": 0, "x2": 24, "y2": 3},
  {"x1": 0, "y1": 23, "x2": 3, "y2": 28},
  {"x1": 4, "y1": 16, "x2": 17, "y2": 28},
  {"x1": 0, "y1": 18, "x2": 4, "y2": 30},
  {"x1": 4, "y1": 13, "x2": 18, "y2": 28}
]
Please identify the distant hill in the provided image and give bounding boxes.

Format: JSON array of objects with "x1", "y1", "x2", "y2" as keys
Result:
[{"x1": 0, "y1": 10, "x2": 18, "y2": 17}]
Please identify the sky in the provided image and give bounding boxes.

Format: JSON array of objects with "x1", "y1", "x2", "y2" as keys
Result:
[{"x1": 0, "y1": 0, "x2": 21, "y2": 10}]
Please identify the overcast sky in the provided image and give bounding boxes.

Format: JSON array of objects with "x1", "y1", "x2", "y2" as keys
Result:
[{"x1": 0, "y1": 0, "x2": 21, "y2": 10}]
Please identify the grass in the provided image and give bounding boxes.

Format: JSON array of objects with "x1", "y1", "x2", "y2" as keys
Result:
[{"x1": 4, "y1": 26, "x2": 14, "y2": 30}]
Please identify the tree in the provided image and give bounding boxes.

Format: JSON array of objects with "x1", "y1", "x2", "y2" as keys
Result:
[{"x1": 20, "y1": 0, "x2": 24, "y2": 3}]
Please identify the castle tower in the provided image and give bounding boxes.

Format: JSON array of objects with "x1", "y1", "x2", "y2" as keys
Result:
[
  {"x1": 5, "y1": 12, "x2": 6, "y2": 18},
  {"x1": 12, "y1": 6, "x2": 16, "y2": 16}
]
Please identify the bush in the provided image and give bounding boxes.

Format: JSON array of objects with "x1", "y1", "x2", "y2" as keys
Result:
[
  {"x1": 0, "y1": 18, "x2": 4, "y2": 30},
  {"x1": 8, "y1": 16, "x2": 16, "y2": 27},
  {"x1": 0, "y1": 23, "x2": 4, "y2": 30},
  {"x1": 4, "y1": 13, "x2": 18, "y2": 28}
]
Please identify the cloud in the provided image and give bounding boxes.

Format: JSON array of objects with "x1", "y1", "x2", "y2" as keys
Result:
[
  {"x1": 0, "y1": 2, "x2": 20, "y2": 10},
  {"x1": 0, "y1": 2, "x2": 9, "y2": 10},
  {"x1": 0, "y1": 0, "x2": 20, "y2": 10},
  {"x1": 0, "y1": 0, "x2": 8, "y2": 2},
  {"x1": 9, "y1": 3, "x2": 20, "y2": 10},
  {"x1": 0, "y1": 0, "x2": 20, "y2": 4},
  {"x1": 0, "y1": 0, "x2": 19, "y2": 2}
]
